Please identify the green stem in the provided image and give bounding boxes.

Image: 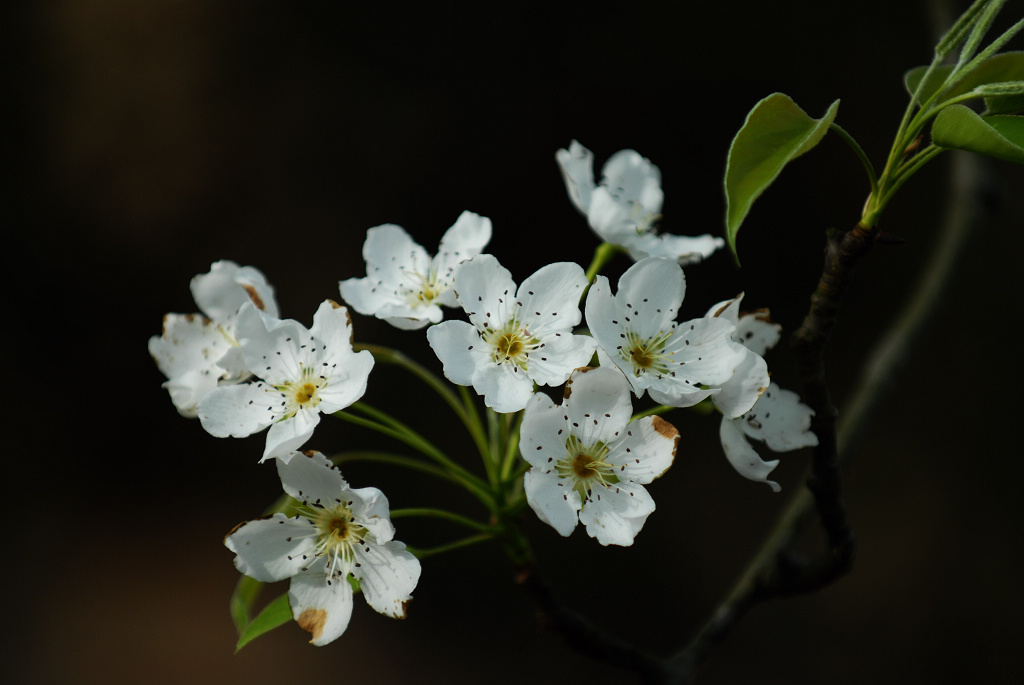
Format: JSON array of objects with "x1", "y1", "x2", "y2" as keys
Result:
[
  {"x1": 584, "y1": 242, "x2": 624, "y2": 283},
  {"x1": 330, "y1": 450, "x2": 463, "y2": 486},
  {"x1": 390, "y1": 507, "x2": 496, "y2": 533},
  {"x1": 407, "y1": 533, "x2": 495, "y2": 560},
  {"x1": 500, "y1": 410, "x2": 525, "y2": 483},
  {"x1": 355, "y1": 343, "x2": 491, "y2": 461},
  {"x1": 829, "y1": 122, "x2": 878, "y2": 193},
  {"x1": 333, "y1": 408, "x2": 495, "y2": 509},
  {"x1": 867, "y1": 146, "x2": 944, "y2": 225}
]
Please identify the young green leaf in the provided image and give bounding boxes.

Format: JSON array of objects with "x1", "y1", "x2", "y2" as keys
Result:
[
  {"x1": 935, "y1": 0, "x2": 992, "y2": 57},
  {"x1": 931, "y1": 104, "x2": 1024, "y2": 164},
  {"x1": 904, "y1": 51, "x2": 1024, "y2": 106},
  {"x1": 235, "y1": 592, "x2": 292, "y2": 652},
  {"x1": 724, "y1": 93, "x2": 839, "y2": 260},
  {"x1": 958, "y1": 0, "x2": 1007, "y2": 67},
  {"x1": 230, "y1": 574, "x2": 264, "y2": 635}
]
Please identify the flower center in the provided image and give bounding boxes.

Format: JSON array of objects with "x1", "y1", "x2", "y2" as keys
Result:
[
  {"x1": 306, "y1": 503, "x2": 370, "y2": 580},
  {"x1": 620, "y1": 329, "x2": 674, "y2": 377},
  {"x1": 402, "y1": 270, "x2": 447, "y2": 308},
  {"x1": 630, "y1": 201, "x2": 662, "y2": 235},
  {"x1": 483, "y1": 320, "x2": 539, "y2": 370},
  {"x1": 275, "y1": 366, "x2": 328, "y2": 419},
  {"x1": 556, "y1": 435, "x2": 619, "y2": 505}
]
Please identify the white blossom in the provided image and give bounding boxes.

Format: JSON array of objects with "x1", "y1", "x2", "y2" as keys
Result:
[
  {"x1": 707, "y1": 295, "x2": 817, "y2": 491},
  {"x1": 149, "y1": 260, "x2": 278, "y2": 416},
  {"x1": 225, "y1": 451, "x2": 420, "y2": 646},
  {"x1": 585, "y1": 258, "x2": 765, "y2": 415},
  {"x1": 198, "y1": 300, "x2": 374, "y2": 461},
  {"x1": 339, "y1": 211, "x2": 492, "y2": 329},
  {"x1": 556, "y1": 140, "x2": 724, "y2": 264},
  {"x1": 520, "y1": 366, "x2": 678, "y2": 546},
  {"x1": 426, "y1": 254, "x2": 597, "y2": 413}
]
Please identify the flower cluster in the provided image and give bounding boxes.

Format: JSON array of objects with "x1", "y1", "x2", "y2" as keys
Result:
[{"x1": 151, "y1": 141, "x2": 817, "y2": 648}]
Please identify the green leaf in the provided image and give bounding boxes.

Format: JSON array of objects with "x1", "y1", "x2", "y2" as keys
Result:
[
  {"x1": 230, "y1": 574, "x2": 264, "y2": 635},
  {"x1": 235, "y1": 592, "x2": 292, "y2": 652},
  {"x1": 724, "y1": 93, "x2": 839, "y2": 259},
  {"x1": 904, "y1": 51, "x2": 1024, "y2": 105},
  {"x1": 931, "y1": 104, "x2": 1024, "y2": 164}
]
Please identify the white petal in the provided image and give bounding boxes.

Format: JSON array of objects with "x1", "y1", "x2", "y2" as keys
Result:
[
  {"x1": 288, "y1": 570, "x2": 354, "y2": 646},
  {"x1": 515, "y1": 262, "x2": 588, "y2": 336},
  {"x1": 197, "y1": 382, "x2": 275, "y2": 439},
  {"x1": 578, "y1": 480, "x2": 655, "y2": 546},
  {"x1": 433, "y1": 210, "x2": 493, "y2": 279},
  {"x1": 555, "y1": 140, "x2": 595, "y2": 214},
  {"x1": 234, "y1": 304, "x2": 307, "y2": 386},
  {"x1": 353, "y1": 540, "x2": 420, "y2": 619},
  {"x1": 519, "y1": 392, "x2": 568, "y2": 469},
  {"x1": 472, "y1": 362, "x2": 536, "y2": 413},
  {"x1": 735, "y1": 310, "x2": 782, "y2": 356},
  {"x1": 277, "y1": 450, "x2": 346, "y2": 505},
  {"x1": 740, "y1": 383, "x2": 818, "y2": 452},
  {"x1": 562, "y1": 367, "x2": 633, "y2": 447},
  {"x1": 362, "y1": 224, "x2": 432, "y2": 293},
  {"x1": 451, "y1": 254, "x2": 517, "y2": 331},
  {"x1": 712, "y1": 347, "x2": 770, "y2": 419},
  {"x1": 526, "y1": 333, "x2": 597, "y2": 388},
  {"x1": 606, "y1": 415, "x2": 678, "y2": 484},
  {"x1": 600, "y1": 148, "x2": 663, "y2": 214},
  {"x1": 349, "y1": 486, "x2": 396, "y2": 544},
  {"x1": 587, "y1": 186, "x2": 636, "y2": 242},
  {"x1": 338, "y1": 276, "x2": 394, "y2": 318},
  {"x1": 720, "y1": 416, "x2": 781, "y2": 492},
  {"x1": 191, "y1": 260, "x2": 277, "y2": 326},
  {"x1": 426, "y1": 320, "x2": 486, "y2": 386},
  {"x1": 625, "y1": 232, "x2": 724, "y2": 265},
  {"x1": 614, "y1": 258, "x2": 685, "y2": 338},
  {"x1": 225, "y1": 514, "x2": 317, "y2": 582},
  {"x1": 263, "y1": 409, "x2": 320, "y2": 461},
  {"x1": 524, "y1": 468, "x2": 580, "y2": 537}
]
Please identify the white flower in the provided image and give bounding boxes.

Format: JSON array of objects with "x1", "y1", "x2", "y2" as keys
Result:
[
  {"x1": 556, "y1": 140, "x2": 724, "y2": 264},
  {"x1": 707, "y1": 295, "x2": 816, "y2": 491},
  {"x1": 585, "y1": 258, "x2": 764, "y2": 415},
  {"x1": 225, "y1": 451, "x2": 420, "y2": 646},
  {"x1": 198, "y1": 300, "x2": 374, "y2": 461},
  {"x1": 339, "y1": 211, "x2": 492, "y2": 330},
  {"x1": 149, "y1": 260, "x2": 279, "y2": 416},
  {"x1": 426, "y1": 254, "x2": 597, "y2": 413},
  {"x1": 520, "y1": 366, "x2": 678, "y2": 546}
]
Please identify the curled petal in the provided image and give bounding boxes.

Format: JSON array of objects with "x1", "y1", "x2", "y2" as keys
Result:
[
  {"x1": 720, "y1": 416, "x2": 781, "y2": 492},
  {"x1": 353, "y1": 541, "x2": 421, "y2": 619}
]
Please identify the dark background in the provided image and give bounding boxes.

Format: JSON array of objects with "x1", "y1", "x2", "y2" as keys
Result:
[{"x1": 7, "y1": 1, "x2": 1023, "y2": 683}]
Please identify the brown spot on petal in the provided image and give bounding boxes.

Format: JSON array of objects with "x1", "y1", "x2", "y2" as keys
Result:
[
  {"x1": 298, "y1": 608, "x2": 328, "y2": 642},
  {"x1": 243, "y1": 285, "x2": 266, "y2": 311},
  {"x1": 396, "y1": 598, "x2": 412, "y2": 619},
  {"x1": 327, "y1": 298, "x2": 343, "y2": 309},
  {"x1": 652, "y1": 415, "x2": 678, "y2": 439}
]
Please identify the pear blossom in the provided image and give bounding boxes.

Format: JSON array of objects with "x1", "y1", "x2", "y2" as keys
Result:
[
  {"x1": 198, "y1": 300, "x2": 374, "y2": 461},
  {"x1": 149, "y1": 260, "x2": 279, "y2": 416},
  {"x1": 426, "y1": 254, "x2": 597, "y2": 413},
  {"x1": 339, "y1": 211, "x2": 492, "y2": 330},
  {"x1": 225, "y1": 451, "x2": 420, "y2": 646},
  {"x1": 520, "y1": 366, "x2": 678, "y2": 546},
  {"x1": 556, "y1": 140, "x2": 724, "y2": 264},
  {"x1": 585, "y1": 258, "x2": 766, "y2": 416},
  {"x1": 706, "y1": 295, "x2": 817, "y2": 491}
]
